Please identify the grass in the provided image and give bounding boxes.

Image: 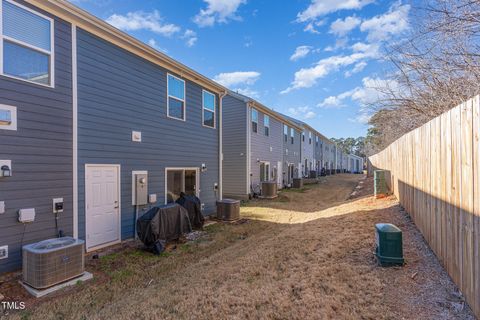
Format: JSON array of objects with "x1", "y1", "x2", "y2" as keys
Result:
[{"x1": 6, "y1": 174, "x2": 474, "y2": 320}]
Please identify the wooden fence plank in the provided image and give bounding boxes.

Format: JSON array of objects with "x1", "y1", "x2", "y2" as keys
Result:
[{"x1": 368, "y1": 96, "x2": 480, "y2": 319}]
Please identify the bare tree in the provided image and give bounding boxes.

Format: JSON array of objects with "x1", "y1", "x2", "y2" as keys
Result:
[{"x1": 366, "y1": 0, "x2": 480, "y2": 154}]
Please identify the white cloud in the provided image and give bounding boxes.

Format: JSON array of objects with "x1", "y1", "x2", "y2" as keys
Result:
[
  {"x1": 290, "y1": 46, "x2": 313, "y2": 61},
  {"x1": 303, "y1": 19, "x2": 327, "y2": 34},
  {"x1": 194, "y1": 0, "x2": 247, "y2": 27},
  {"x1": 360, "y1": 3, "x2": 410, "y2": 42},
  {"x1": 319, "y1": 77, "x2": 401, "y2": 123},
  {"x1": 232, "y1": 87, "x2": 260, "y2": 99},
  {"x1": 147, "y1": 39, "x2": 168, "y2": 53},
  {"x1": 213, "y1": 71, "x2": 260, "y2": 87},
  {"x1": 282, "y1": 43, "x2": 379, "y2": 93},
  {"x1": 106, "y1": 11, "x2": 180, "y2": 37},
  {"x1": 345, "y1": 61, "x2": 367, "y2": 77},
  {"x1": 288, "y1": 106, "x2": 316, "y2": 120},
  {"x1": 182, "y1": 29, "x2": 198, "y2": 47},
  {"x1": 297, "y1": 0, "x2": 374, "y2": 22},
  {"x1": 329, "y1": 16, "x2": 361, "y2": 36}
]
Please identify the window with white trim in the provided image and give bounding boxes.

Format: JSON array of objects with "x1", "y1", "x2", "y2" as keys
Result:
[
  {"x1": 283, "y1": 125, "x2": 288, "y2": 142},
  {"x1": 251, "y1": 109, "x2": 258, "y2": 133},
  {"x1": 264, "y1": 115, "x2": 269, "y2": 136},
  {"x1": 316, "y1": 135, "x2": 319, "y2": 146},
  {"x1": 302, "y1": 132, "x2": 305, "y2": 142},
  {"x1": 1, "y1": 0, "x2": 54, "y2": 86},
  {"x1": 167, "y1": 74, "x2": 185, "y2": 120},
  {"x1": 309, "y1": 131, "x2": 312, "y2": 144},
  {"x1": 202, "y1": 90, "x2": 215, "y2": 128}
]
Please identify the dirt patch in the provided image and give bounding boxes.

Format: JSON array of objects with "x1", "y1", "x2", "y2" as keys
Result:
[{"x1": 1, "y1": 174, "x2": 474, "y2": 319}]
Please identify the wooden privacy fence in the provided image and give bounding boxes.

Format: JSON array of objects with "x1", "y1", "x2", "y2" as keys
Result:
[{"x1": 369, "y1": 95, "x2": 480, "y2": 317}]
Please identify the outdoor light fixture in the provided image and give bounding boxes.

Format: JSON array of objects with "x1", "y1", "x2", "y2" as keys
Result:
[
  {"x1": 1, "y1": 165, "x2": 11, "y2": 177},
  {"x1": 201, "y1": 163, "x2": 207, "y2": 172}
]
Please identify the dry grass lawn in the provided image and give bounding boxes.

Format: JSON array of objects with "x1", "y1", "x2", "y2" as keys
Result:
[{"x1": 2, "y1": 174, "x2": 475, "y2": 319}]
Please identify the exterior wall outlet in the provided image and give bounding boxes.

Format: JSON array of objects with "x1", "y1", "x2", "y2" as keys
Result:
[
  {"x1": 0, "y1": 245, "x2": 8, "y2": 259},
  {"x1": 0, "y1": 160, "x2": 12, "y2": 177},
  {"x1": 53, "y1": 198, "x2": 64, "y2": 213},
  {"x1": 148, "y1": 193, "x2": 157, "y2": 204}
]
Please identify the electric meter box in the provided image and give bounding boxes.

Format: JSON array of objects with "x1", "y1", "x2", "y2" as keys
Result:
[
  {"x1": 134, "y1": 173, "x2": 148, "y2": 205},
  {"x1": 375, "y1": 223, "x2": 404, "y2": 266}
]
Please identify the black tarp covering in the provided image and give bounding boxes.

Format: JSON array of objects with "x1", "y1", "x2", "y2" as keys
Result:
[
  {"x1": 175, "y1": 192, "x2": 204, "y2": 229},
  {"x1": 136, "y1": 203, "x2": 192, "y2": 254}
]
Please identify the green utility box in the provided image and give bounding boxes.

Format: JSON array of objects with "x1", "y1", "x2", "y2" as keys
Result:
[
  {"x1": 375, "y1": 223, "x2": 404, "y2": 266},
  {"x1": 374, "y1": 170, "x2": 388, "y2": 198}
]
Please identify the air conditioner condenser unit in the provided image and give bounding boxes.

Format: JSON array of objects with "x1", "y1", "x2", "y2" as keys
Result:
[{"x1": 22, "y1": 237, "x2": 85, "y2": 289}]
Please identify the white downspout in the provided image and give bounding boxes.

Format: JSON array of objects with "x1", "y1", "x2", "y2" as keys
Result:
[
  {"x1": 219, "y1": 91, "x2": 227, "y2": 201},
  {"x1": 72, "y1": 24, "x2": 78, "y2": 239}
]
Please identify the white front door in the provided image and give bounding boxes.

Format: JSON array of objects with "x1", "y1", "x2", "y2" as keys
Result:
[{"x1": 85, "y1": 165, "x2": 120, "y2": 251}]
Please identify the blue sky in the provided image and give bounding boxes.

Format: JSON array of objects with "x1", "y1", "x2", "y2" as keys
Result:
[{"x1": 71, "y1": 0, "x2": 411, "y2": 139}]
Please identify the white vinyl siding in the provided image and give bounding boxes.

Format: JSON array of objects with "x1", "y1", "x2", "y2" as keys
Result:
[
  {"x1": 0, "y1": 0, "x2": 54, "y2": 86},
  {"x1": 167, "y1": 73, "x2": 186, "y2": 121},
  {"x1": 202, "y1": 90, "x2": 215, "y2": 128}
]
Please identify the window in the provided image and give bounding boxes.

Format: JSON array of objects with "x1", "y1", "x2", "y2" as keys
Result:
[
  {"x1": 316, "y1": 136, "x2": 319, "y2": 146},
  {"x1": 309, "y1": 132, "x2": 312, "y2": 144},
  {"x1": 302, "y1": 132, "x2": 305, "y2": 142},
  {"x1": 290, "y1": 128, "x2": 294, "y2": 144},
  {"x1": 284, "y1": 125, "x2": 288, "y2": 142},
  {"x1": 264, "y1": 115, "x2": 270, "y2": 136},
  {"x1": 1, "y1": 0, "x2": 54, "y2": 86},
  {"x1": 167, "y1": 74, "x2": 185, "y2": 120},
  {"x1": 251, "y1": 109, "x2": 258, "y2": 133},
  {"x1": 202, "y1": 90, "x2": 215, "y2": 128}
]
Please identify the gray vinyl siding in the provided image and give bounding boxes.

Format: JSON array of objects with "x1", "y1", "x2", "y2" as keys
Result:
[
  {"x1": 0, "y1": 2, "x2": 72, "y2": 273},
  {"x1": 76, "y1": 29, "x2": 219, "y2": 241},
  {"x1": 222, "y1": 95, "x2": 247, "y2": 198},
  {"x1": 283, "y1": 125, "x2": 301, "y2": 180},
  {"x1": 250, "y1": 109, "x2": 283, "y2": 188}
]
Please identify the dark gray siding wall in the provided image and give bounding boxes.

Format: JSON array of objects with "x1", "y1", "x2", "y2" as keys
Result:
[
  {"x1": 282, "y1": 125, "x2": 301, "y2": 180},
  {"x1": 76, "y1": 29, "x2": 219, "y2": 240},
  {"x1": 0, "y1": 2, "x2": 72, "y2": 272},
  {"x1": 250, "y1": 109, "x2": 283, "y2": 188},
  {"x1": 222, "y1": 95, "x2": 247, "y2": 198}
]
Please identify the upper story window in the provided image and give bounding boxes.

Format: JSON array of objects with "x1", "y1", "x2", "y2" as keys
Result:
[
  {"x1": 251, "y1": 109, "x2": 258, "y2": 133},
  {"x1": 284, "y1": 125, "x2": 288, "y2": 142},
  {"x1": 290, "y1": 128, "x2": 294, "y2": 144},
  {"x1": 202, "y1": 90, "x2": 215, "y2": 128},
  {"x1": 264, "y1": 115, "x2": 270, "y2": 136},
  {"x1": 316, "y1": 136, "x2": 319, "y2": 146},
  {"x1": 302, "y1": 132, "x2": 305, "y2": 142},
  {"x1": 167, "y1": 74, "x2": 185, "y2": 121},
  {"x1": 1, "y1": 0, "x2": 54, "y2": 86},
  {"x1": 309, "y1": 132, "x2": 312, "y2": 144}
]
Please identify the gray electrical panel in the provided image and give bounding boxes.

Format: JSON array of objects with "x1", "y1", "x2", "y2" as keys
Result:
[{"x1": 134, "y1": 174, "x2": 148, "y2": 205}]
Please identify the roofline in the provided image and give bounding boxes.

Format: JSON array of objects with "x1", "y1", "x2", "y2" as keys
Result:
[
  {"x1": 26, "y1": 0, "x2": 228, "y2": 95},
  {"x1": 227, "y1": 91, "x2": 303, "y2": 131}
]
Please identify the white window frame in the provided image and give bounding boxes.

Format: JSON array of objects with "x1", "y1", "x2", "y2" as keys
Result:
[
  {"x1": 251, "y1": 108, "x2": 258, "y2": 133},
  {"x1": 309, "y1": 131, "x2": 312, "y2": 144},
  {"x1": 264, "y1": 114, "x2": 270, "y2": 136},
  {"x1": 260, "y1": 161, "x2": 270, "y2": 182},
  {"x1": 290, "y1": 128, "x2": 294, "y2": 144},
  {"x1": 167, "y1": 73, "x2": 186, "y2": 121},
  {"x1": 164, "y1": 167, "x2": 200, "y2": 204},
  {"x1": 202, "y1": 89, "x2": 216, "y2": 129},
  {"x1": 0, "y1": 0, "x2": 55, "y2": 88}
]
